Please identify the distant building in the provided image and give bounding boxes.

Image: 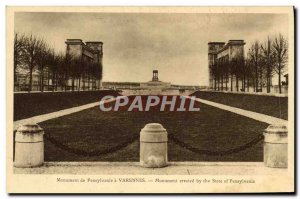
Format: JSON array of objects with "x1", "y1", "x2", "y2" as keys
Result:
[
  {"x1": 15, "y1": 69, "x2": 42, "y2": 91},
  {"x1": 208, "y1": 40, "x2": 245, "y2": 90},
  {"x1": 14, "y1": 39, "x2": 104, "y2": 92},
  {"x1": 65, "y1": 39, "x2": 103, "y2": 89},
  {"x1": 207, "y1": 40, "x2": 288, "y2": 94}
]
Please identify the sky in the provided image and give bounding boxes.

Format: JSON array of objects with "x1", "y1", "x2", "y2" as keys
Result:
[{"x1": 14, "y1": 12, "x2": 289, "y2": 86}]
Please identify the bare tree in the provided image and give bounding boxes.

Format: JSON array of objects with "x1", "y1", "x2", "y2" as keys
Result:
[
  {"x1": 240, "y1": 58, "x2": 247, "y2": 92},
  {"x1": 91, "y1": 61, "x2": 103, "y2": 90},
  {"x1": 15, "y1": 32, "x2": 104, "y2": 92},
  {"x1": 210, "y1": 61, "x2": 217, "y2": 90},
  {"x1": 46, "y1": 49, "x2": 57, "y2": 91},
  {"x1": 14, "y1": 33, "x2": 26, "y2": 86},
  {"x1": 48, "y1": 51, "x2": 63, "y2": 91},
  {"x1": 229, "y1": 59, "x2": 235, "y2": 91},
  {"x1": 248, "y1": 41, "x2": 261, "y2": 92},
  {"x1": 210, "y1": 62, "x2": 218, "y2": 90},
  {"x1": 235, "y1": 57, "x2": 245, "y2": 92},
  {"x1": 55, "y1": 52, "x2": 67, "y2": 91},
  {"x1": 22, "y1": 34, "x2": 44, "y2": 92},
  {"x1": 261, "y1": 36, "x2": 274, "y2": 93},
  {"x1": 229, "y1": 58, "x2": 239, "y2": 91},
  {"x1": 61, "y1": 52, "x2": 73, "y2": 91},
  {"x1": 272, "y1": 34, "x2": 288, "y2": 94},
  {"x1": 36, "y1": 41, "x2": 50, "y2": 92},
  {"x1": 244, "y1": 59, "x2": 253, "y2": 92},
  {"x1": 223, "y1": 57, "x2": 230, "y2": 91},
  {"x1": 65, "y1": 53, "x2": 79, "y2": 91}
]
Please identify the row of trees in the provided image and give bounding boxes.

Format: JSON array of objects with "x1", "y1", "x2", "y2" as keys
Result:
[
  {"x1": 14, "y1": 33, "x2": 103, "y2": 92},
  {"x1": 210, "y1": 34, "x2": 288, "y2": 93}
]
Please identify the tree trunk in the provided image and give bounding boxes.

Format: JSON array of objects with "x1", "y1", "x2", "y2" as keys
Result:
[
  {"x1": 267, "y1": 65, "x2": 271, "y2": 93},
  {"x1": 267, "y1": 76, "x2": 269, "y2": 93},
  {"x1": 29, "y1": 66, "x2": 33, "y2": 93},
  {"x1": 54, "y1": 73, "x2": 58, "y2": 91},
  {"x1": 40, "y1": 67, "x2": 44, "y2": 92},
  {"x1": 236, "y1": 75, "x2": 239, "y2": 91},
  {"x1": 82, "y1": 74, "x2": 85, "y2": 91},
  {"x1": 278, "y1": 64, "x2": 282, "y2": 94},
  {"x1": 255, "y1": 65, "x2": 258, "y2": 92},
  {"x1": 64, "y1": 74, "x2": 68, "y2": 91},
  {"x1": 260, "y1": 70, "x2": 263, "y2": 90},
  {"x1": 230, "y1": 74, "x2": 233, "y2": 91},
  {"x1": 93, "y1": 78, "x2": 95, "y2": 90},
  {"x1": 51, "y1": 72, "x2": 54, "y2": 92},
  {"x1": 214, "y1": 77, "x2": 216, "y2": 90},
  {"x1": 88, "y1": 74, "x2": 91, "y2": 90},
  {"x1": 221, "y1": 75, "x2": 223, "y2": 91},
  {"x1": 217, "y1": 76, "x2": 220, "y2": 91},
  {"x1": 14, "y1": 56, "x2": 17, "y2": 88},
  {"x1": 243, "y1": 72, "x2": 246, "y2": 92},
  {"x1": 47, "y1": 70, "x2": 50, "y2": 91},
  {"x1": 72, "y1": 77, "x2": 75, "y2": 91},
  {"x1": 247, "y1": 77, "x2": 249, "y2": 92},
  {"x1": 78, "y1": 76, "x2": 81, "y2": 91},
  {"x1": 225, "y1": 74, "x2": 228, "y2": 91},
  {"x1": 241, "y1": 77, "x2": 244, "y2": 91}
]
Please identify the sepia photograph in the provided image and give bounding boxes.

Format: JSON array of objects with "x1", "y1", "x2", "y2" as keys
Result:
[{"x1": 6, "y1": 6, "x2": 294, "y2": 194}]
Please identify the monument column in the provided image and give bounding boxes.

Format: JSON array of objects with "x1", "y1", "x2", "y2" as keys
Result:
[{"x1": 152, "y1": 70, "x2": 159, "y2": 81}]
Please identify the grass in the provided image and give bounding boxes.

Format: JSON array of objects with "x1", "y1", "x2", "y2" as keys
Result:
[
  {"x1": 191, "y1": 91, "x2": 288, "y2": 120},
  {"x1": 14, "y1": 90, "x2": 120, "y2": 121},
  {"x1": 40, "y1": 96, "x2": 268, "y2": 162}
]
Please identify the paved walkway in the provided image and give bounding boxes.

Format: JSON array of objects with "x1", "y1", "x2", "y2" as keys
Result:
[
  {"x1": 13, "y1": 97, "x2": 124, "y2": 131},
  {"x1": 185, "y1": 96, "x2": 287, "y2": 125},
  {"x1": 14, "y1": 101, "x2": 99, "y2": 131},
  {"x1": 14, "y1": 95, "x2": 287, "y2": 131},
  {"x1": 14, "y1": 161, "x2": 287, "y2": 175},
  {"x1": 202, "y1": 90, "x2": 288, "y2": 97}
]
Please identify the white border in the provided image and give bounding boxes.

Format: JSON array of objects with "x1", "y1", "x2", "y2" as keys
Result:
[{"x1": 1, "y1": 1, "x2": 298, "y2": 198}]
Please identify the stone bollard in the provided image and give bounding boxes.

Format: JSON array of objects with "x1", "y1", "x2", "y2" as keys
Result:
[
  {"x1": 140, "y1": 123, "x2": 168, "y2": 168},
  {"x1": 14, "y1": 124, "x2": 44, "y2": 168},
  {"x1": 264, "y1": 124, "x2": 288, "y2": 168}
]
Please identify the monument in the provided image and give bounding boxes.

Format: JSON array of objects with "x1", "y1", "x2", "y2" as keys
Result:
[
  {"x1": 140, "y1": 70, "x2": 171, "y2": 89},
  {"x1": 121, "y1": 70, "x2": 195, "y2": 96}
]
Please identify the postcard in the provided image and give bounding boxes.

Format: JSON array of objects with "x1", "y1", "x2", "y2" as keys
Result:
[{"x1": 6, "y1": 6, "x2": 294, "y2": 193}]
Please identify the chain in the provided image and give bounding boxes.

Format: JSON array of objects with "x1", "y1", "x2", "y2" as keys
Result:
[
  {"x1": 169, "y1": 134, "x2": 264, "y2": 156},
  {"x1": 44, "y1": 132, "x2": 263, "y2": 157},
  {"x1": 44, "y1": 133, "x2": 139, "y2": 157}
]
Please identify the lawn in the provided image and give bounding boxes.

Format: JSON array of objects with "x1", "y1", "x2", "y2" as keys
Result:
[
  {"x1": 191, "y1": 91, "x2": 288, "y2": 120},
  {"x1": 40, "y1": 96, "x2": 268, "y2": 162},
  {"x1": 14, "y1": 90, "x2": 120, "y2": 121}
]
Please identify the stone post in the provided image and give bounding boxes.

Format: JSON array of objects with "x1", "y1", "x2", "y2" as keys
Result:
[
  {"x1": 264, "y1": 124, "x2": 288, "y2": 168},
  {"x1": 140, "y1": 123, "x2": 168, "y2": 168},
  {"x1": 14, "y1": 124, "x2": 44, "y2": 168}
]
